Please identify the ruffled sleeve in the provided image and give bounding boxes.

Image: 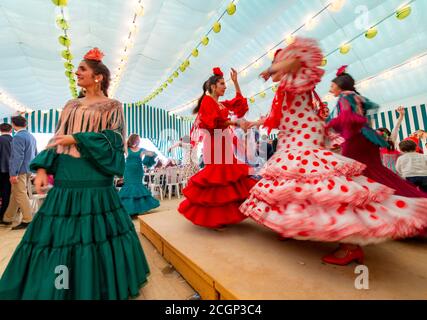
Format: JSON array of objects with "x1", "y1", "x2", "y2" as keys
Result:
[
  {"x1": 142, "y1": 155, "x2": 156, "y2": 168},
  {"x1": 221, "y1": 92, "x2": 249, "y2": 118},
  {"x1": 327, "y1": 94, "x2": 367, "y2": 136},
  {"x1": 73, "y1": 130, "x2": 125, "y2": 177},
  {"x1": 29, "y1": 148, "x2": 59, "y2": 174},
  {"x1": 198, "y1": 95, "x2": 221, "y2": 129},
  {"x1": 263, "y1": 37, "x2": 324, "y2": 134},
  {"x1": 327, "y1": 93, "x2": 388, "y2": 148},
  {"x1": 276, "y1": 37, "x2": 325, "y2": 94}
]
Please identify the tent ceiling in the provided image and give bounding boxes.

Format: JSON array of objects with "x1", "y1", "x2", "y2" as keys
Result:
[{"x1": 0, "y1": 0, "x2": 426, "y2": 119}]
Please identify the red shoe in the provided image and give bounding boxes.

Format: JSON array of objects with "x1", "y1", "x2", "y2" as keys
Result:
[{"x1": 322, "y1": 247, "x2": 364, "y2": 266}]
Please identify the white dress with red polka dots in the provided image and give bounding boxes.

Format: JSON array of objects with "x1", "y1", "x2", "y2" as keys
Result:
[{"x1": 240, "y1": 39, "x2": 427, "y2": 245}]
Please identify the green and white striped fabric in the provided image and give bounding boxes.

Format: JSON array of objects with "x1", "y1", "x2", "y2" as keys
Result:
[
  {"x1": 367, "y1": 104, "x2": 427, "y2": 143},
  {"x1": 2, "y1": 109, "x2": 61, "y2": 134},
  {"x1": 2, "y1": 104, "x2": 194, "y2": 160},
  {"x1": 123, "y1": 103, "x2": 193, "y2": 159}
]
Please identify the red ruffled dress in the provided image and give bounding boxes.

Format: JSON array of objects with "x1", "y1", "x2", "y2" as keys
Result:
[
  {"x1": 240, "y1": 38, "x2": 427, "y2": 244},
  {"x1": 178, "y1": 93, "x2": 256, "y2": 228}
]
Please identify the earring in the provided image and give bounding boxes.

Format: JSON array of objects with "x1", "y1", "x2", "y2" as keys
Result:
[{"x1": 95, "y1": 79, "x2": 99, "y2": 83}]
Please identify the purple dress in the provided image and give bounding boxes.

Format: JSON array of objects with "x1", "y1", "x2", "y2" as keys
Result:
[{"x1": 328, "y1": 92, "x2": 427, "y2": 198}]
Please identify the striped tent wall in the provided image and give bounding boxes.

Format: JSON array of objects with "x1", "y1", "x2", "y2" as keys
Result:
[
  {"x1": 123, "y1": 103, "x2": 194, "y2": 159},
  {"x1": 367, "y1": 104, "x2": 427, "y2": 143},
  {"x1": 4, "y1": 103, "x2": 425, "y2": 157},
  {"x1": 3, "y1": 104, "x2": 194, "y2": 160},
  {"x1": 2, "y1": 109, "x2": 62, "y2": 134}
]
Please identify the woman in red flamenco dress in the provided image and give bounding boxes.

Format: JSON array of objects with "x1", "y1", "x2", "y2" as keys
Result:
[
  {"x1": 178, "y1": 67, "x2": 256, "y2": 228},
  {"x1": 240, "y1": 37, "x2": 427, "y2": 265}
]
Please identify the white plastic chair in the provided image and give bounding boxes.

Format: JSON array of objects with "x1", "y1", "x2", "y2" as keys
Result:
[
  {"x1": 150, "y1": 172, "x2": 164, "y2": 201},
  {"x1": 178, "y1": 168, "x2": 188, "y2": 189},
  {"x1": 29, "y1": 193, "x2": 47, "y2": 216},
  {"x1": 165, "y1": 167, "x2": 181, "y2": 200},
  {"x1": 26, "y1": 175, "x2": 46, "y2": 217}
]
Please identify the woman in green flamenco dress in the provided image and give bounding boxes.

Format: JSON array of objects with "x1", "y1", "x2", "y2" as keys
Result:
[
  {"x1": 119, "y1": 134, "x2": 160, "y2": 216},
  {"x1": 0, "y1": 48, "x2": 149, "y2": 300}
]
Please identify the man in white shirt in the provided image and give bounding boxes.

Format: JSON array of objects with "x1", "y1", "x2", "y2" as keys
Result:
[{"x1": 396, "y1": 140, "x2": 427, "y2": 192}]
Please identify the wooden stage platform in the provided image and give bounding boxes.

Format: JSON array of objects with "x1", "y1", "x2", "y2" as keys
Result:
[{"x1": 139, "y1": 199, "x2": 427, "y2": 300}]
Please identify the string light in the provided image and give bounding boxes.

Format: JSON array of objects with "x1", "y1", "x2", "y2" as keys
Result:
[
  {"x1": 305, "y1": 16, "x2": 318, "y2": 31},
  {"x1": 171, "y1": 0, "x2": 417, "y2": 114},
  {"x1": 109, "y1": 0, "x2": 144, "y2": 98},
  {"x1": 328, "y1": 0, "x2": 346, "y2": 12},
  {"x1": 171, "y1": 1, "x2": 336, "y2": 113},
  {"x1": 142, "y1": 1, "x2": 238, "y2": 105},
  {"x1": 0, "y1": 89, "x2": 31, "y2": 113}
]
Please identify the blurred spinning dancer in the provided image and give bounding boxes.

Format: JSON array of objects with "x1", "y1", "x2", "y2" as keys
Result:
[{"x1": 240, "y1": 37, "x2": 427, "y2": 266}]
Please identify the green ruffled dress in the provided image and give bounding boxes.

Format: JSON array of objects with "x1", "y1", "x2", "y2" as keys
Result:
[
  {"x1": 119, "y1": 149, "x2": 160, "y2": 216},
  {"x1": 0, "y1": 130, "x2": 150, "y2": 300}
]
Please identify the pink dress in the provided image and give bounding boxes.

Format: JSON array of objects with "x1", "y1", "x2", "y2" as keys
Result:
[{"x1": 240, "y1": 38, "x2": 427, "y2": 245}]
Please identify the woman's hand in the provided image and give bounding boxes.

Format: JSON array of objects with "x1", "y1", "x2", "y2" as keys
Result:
[
  {"x1": 46, "y1": 135, "x2": 76, "y2": 148},
  {"x1": 34, "y1": 169, "x2": 49, "y2": 195},
  {"x1": 230, "y1": 68, "x2": 238, "y2": 83},
  {"x1": 248, "y1": 116, "x2": 266, "y2": 129},
  {"x1": 397, "y1": 106, "x2": 405, "y2": 118},
  {"x1": 238, "y1": 119, "x2": 251, "y2": 132},
  {"x1": 259, "y1": 69, "x2": 271, "y2": 81}
]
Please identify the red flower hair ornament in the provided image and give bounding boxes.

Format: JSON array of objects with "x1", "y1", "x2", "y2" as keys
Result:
[
  {"x1": 84, "y1": 47, "x2": 104, "y2": 62},
  {"x1": 336, "y1": 65, "x2": 348, "y2": 76},
  {"x1": 213, "y1": 67, "x2": 223, "y2": 77}
]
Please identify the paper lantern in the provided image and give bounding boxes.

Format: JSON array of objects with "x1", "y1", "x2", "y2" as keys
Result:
[
  {"x1": 339, "y1": 43, "x2": 351, "y2": 54},
  {"x1": 163, "y1": 83, "x2": 168, "y2": 89},
  {"x1": 58, "y1": 35, "x2": 71, "y2": 47},
  {"x1": 365, "y1": 27, "x2": 378, "y2": 39},
  {"x1": 179, "y1": 64, "x2": 186, "y2": 72},
  {"x1": 65, "y1": 70, "x2": 73, "y2": 78},
  {"x1": 396, "y1": 5, "x2": 411, "y2": 20},
  {"x1": 321, "y1": 58, "x2": 327, "y2": 66},
  {"x1": 249, "y1": 97, "x2": 255, "y2": 103},
  {"x1": 227, "y1": 3, "x2": 236, "y2": 15},
  {"x1": 201, "y1": 36, "x2": 209, "y2": 46},
  {"x1": 56, "y1": 17, "x2": 69, "y2": 30},
  {"x1": 61, "y1": 50, "x2": 73, "y2": 60},
  {"x1": 52, "y1": 0, "x2": 68, "y2": 6},
  {"x1": 260, "y1": 92, "x2": 266, "y2": 98},
  {"x1": 64, "y1": 61, "x2": 74, "y2": 70},
  {"x1": 168, "y1": 78, "x2": 173, "y2": 84},
  {"x1": 184, "y1": 59, "x2": 190, "y2": 67},
  {"x1": 213, "y1": 22, "x2": 221, "y2": 33},
  {"x1": 173, "y1": 71, "x2": 179, "y2": 78},
  {"x1": 192, "y1": 48, "x2": 199, "y2": 57}
]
